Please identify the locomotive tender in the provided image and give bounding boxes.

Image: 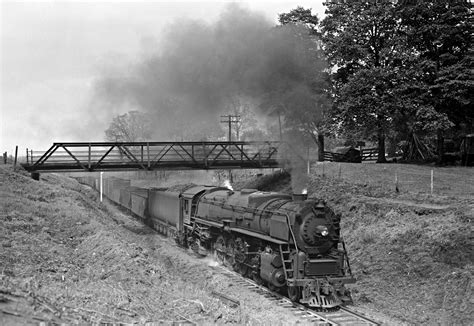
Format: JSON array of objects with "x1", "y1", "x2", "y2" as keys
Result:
[{"x1": 75, "y1": 176, "x2": 355, "y2": 309}]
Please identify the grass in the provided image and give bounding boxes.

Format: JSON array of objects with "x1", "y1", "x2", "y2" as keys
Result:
[
  {"x1": 0, "y1": 165, "x2": 305, "y2": 325},
  {"x1": 310, "y1": 162, "x2": 474, "y2": 198},
  {"x1": 3, "y1": 162, "x2": 472, "y2": 324},
  {"x1": 235, "y1": 166, "x2": 473, "y2": 325}
]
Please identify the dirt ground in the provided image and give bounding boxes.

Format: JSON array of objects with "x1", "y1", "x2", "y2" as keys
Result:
[{"x1": 1, "y1": 164, "x2": 472, "y2": 325}]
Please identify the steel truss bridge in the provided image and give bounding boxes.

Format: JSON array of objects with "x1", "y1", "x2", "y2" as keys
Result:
[{"x1": 21, "y1": 141, "x2": 289, "y2": 173}]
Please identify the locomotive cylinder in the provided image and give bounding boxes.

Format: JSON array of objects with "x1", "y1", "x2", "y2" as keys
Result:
[{"x1": 260, "y1": 252, "x2": 286, "y2": 288}]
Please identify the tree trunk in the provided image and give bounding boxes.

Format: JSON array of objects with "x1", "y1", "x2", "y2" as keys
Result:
[
  {"x1": 377, "y1": 129, "x2": 387, "y2": 163},
  {"x1": 437, "y1": 129, "x2": 444, "y2": 165},
  {"x1": 387, "y1": 137, "x2": 397, "y2": 158},
  {"x1": 317, "y1": 134, "x2": 325, "y2": 162}
]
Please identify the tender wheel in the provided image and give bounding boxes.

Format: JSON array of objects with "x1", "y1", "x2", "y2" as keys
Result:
[{"x1": 288, "y1": 286, "x2": 301, "y2": 302}]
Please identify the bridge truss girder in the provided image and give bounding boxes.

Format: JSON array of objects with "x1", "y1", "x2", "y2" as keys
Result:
[{"x1": 22, "y1": 141, "x2": 286, "y2": 172}]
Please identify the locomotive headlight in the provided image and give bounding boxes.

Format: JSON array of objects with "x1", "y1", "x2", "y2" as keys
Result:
[{"x1": 316, "y1": 225, "x2": 329, "y2": 237}]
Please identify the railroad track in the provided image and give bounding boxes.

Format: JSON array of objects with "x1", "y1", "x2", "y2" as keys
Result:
[{"x1": 213, "y1": 265, "x2": 380, "y2": 326}]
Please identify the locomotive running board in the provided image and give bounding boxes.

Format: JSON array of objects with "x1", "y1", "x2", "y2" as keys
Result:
[
  {"x1": 228, "y1": 227, "x2": 287, "y2": 245},
  {"x1": 192, "y1": 217, "x2": 224, "y2": 228},
  {"x1": 192, "y1": 216, "x2": 287, "y2": 244}
]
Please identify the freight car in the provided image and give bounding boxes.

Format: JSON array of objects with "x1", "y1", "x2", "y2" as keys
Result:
[{"x1": 75, "y1": 177, "x2": 355, "y2": 309}]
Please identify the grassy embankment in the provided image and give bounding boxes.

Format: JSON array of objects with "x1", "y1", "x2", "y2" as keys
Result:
[
  {"x1": 237, "y1": 164, "x2": 473, "y2": 325},
  {"x1": 0, "y1": 166, "x2": 301, "y2": 325}
]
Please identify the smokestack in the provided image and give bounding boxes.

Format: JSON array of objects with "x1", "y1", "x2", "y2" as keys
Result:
[{"x1": 292, "y1": 193, "x2": 308, "y2": 202}]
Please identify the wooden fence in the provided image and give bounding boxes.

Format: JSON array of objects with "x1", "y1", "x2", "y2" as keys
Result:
[
  {"x1": 323, "y1": 147, "x2": 378, "y2": 162},
  {"x1": 361, "y1": 148, "x2": 378, "y2": 161}
]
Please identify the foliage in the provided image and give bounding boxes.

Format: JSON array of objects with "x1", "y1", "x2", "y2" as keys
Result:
[
  {"x1": 336, "y1": 67, "x2": 397, "y2": 140},
  {"x1": 396, "y1": 0, "x2": 473, "y2": 131},
  {"x1": 266, "y1": 9, "x2": 330, "y2": 146},
  {"x1": 278, "y1": 6, "x2": 319, "y2": 34},
  {"x1": 321, "y1": 0, "x2": 472, "y2": 161},
  {"x1": 321, "y1": 1, "x2": 400, "y2": 77},
  {"x1": 321, "y1": 1, "x2": 402, "y2": 161},
  {"x1": 104, "y1": 110, "x2": 152, "y2": 142}
]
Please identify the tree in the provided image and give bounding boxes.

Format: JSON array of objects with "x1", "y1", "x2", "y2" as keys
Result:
[
  {"x1": 396, "y1": 1, "x2": 473, "y2": 160},
  {"x1": 105, "y1": 111, "x2": 152, "y2": 142},
  {"x1": 322, "y1": 1, "x2": 472, "y2": 163},
  {"x1": 321, "y1": 1, "x2": 403, "y2": 162},
  {"x1": 279, "y1": 6, "x2": 319, "y2": 34},
  {"x1": 278, "y1": 7, "x2": 330, "y2": 160},
  {"x1": 257, "y1": 9, "x2": 330, "y2": 159}
]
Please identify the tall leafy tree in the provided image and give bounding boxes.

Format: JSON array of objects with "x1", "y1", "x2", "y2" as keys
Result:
[
  {"x1": 322, "y1": 0, "x2": 472, "y2": 163},
  {"x1": 396, "y1": 0, "x2": 473, "y2": 158},
  {"x1": 321, "y1": 1, "x2": 403, "y2": 162}
]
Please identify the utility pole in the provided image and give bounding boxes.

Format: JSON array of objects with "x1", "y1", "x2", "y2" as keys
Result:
[
  {"x1": 220, "y1": 115, "x2": 241, "y2": 142},
  {"x1": 220, "y1": 114, "x2": 241, "y2": 183}
]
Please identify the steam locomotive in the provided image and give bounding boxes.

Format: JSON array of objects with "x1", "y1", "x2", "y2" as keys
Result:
[{"x1": 75, "y1": 176, "x2": 355, "y2": 309}]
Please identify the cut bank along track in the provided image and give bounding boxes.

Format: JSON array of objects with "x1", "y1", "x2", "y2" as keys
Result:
[{"x1": 213, "y1": 265, "x2": 380, "y2": 326}]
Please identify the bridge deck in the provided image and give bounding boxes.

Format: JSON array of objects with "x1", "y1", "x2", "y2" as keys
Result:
[{"x1": 22, "y1": 141, "x2": 286, "y2": 172}]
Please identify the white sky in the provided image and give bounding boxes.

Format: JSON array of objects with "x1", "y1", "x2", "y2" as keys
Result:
[{"x1": 1, "y1": 0, "x2": 326, "y2": 154}]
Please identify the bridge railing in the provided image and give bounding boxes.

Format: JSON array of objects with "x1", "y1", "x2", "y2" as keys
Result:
[{"x1": 22, "y1": 141, "x2": 285, "y2": 172}]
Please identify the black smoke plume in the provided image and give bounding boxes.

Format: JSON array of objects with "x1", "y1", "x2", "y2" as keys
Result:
[{"x1": 95, "y1": 4, "x2": 325, "y2": 142}]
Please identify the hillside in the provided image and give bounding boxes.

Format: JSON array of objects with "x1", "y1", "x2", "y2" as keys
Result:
[
  {"x1": 0, "y1": 166, "x2": 305, "y2": 325},
  {"x1": 1, "y1": 164, "x2": 472, "y2": 325},
  {"x1": 236, "y1": 168, "x2": 473, "y2": 325}
]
